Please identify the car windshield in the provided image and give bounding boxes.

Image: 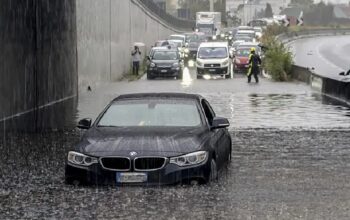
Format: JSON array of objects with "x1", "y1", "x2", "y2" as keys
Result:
[
  {"x1": 169, "y1": 35, "x2": 184, "y2": 41},
  {"x1": 152, "y1": 51, "x2": 178, "y2": 60},
  {"x1": 236, "y1": 49, "x2": 251, "y2": 57},
  {"x1": 198, "y1": 47, "x2": 228, "y2": 59},
  {"x1": 98, "y1": 99, "x2": 202, "y2": 127}
]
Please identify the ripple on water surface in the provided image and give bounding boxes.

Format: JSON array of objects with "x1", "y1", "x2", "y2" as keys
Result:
[{"x1": 204, "y1": 92, "x2": 350, "y2": 130}]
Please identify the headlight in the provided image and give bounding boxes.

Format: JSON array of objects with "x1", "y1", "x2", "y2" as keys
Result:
[
  {"x1": 212, "y1": 36, "x2": 217, "y2": 40},
  {"x1": 184, "y1": 48, "x2": 190, "y2": 54},
  {"x1": 172, "y1": 63, "x2": 179, "y2": 68},
  {"x1": 170, "y1": 151, "x2": 208, "y2": 167},
  {"x1": 229, "y1": 36, "x2": 233, "y2": 40},
  {"x1": 220, "y1": 34, "x2": 225, "y2": 38},
  {"x1": 67, "y1": 151, "x2": 98, "y2": 166},
  {"x1": 150, "y1": 63, "x2": 156, "y2": 68},
  {"x1": 222, "y1": 60, "x2": 229, "y2": 66},
  {"x1": 196, "y1": 60, "x2": 203, "y2": 67},
  {"x1": 235, "y1": 58, "x2": 241, "y2": 64}
]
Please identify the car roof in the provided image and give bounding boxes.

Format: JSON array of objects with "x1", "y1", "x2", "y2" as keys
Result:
[
  {"x1": 199, "y1": 42, "x2": 228, "y2": 47},
  {"x1": 113, "y1": 93, "x2": 203, "y2": 102},
  {"x1": 168, "y1": 39, "x2": 183, "y2": 43},
  {"x1": 151, "y1": 47, "x2": 178, "y2": 52},
  {"x1": 238, "y1": 42, "x2": 259, "y2": 46}
]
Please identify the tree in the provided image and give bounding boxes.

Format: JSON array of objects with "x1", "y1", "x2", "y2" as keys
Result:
[{"x1": 265, "y1": 3, "x2": 273, "y2": 18}]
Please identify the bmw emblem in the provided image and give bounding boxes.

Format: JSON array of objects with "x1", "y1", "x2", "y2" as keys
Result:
[{"x1": 129, "y1": 151, "x2": 137, "y2": 157}]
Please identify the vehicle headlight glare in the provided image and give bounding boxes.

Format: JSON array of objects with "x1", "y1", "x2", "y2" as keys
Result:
[
  {"x1": 68, "y1": 151, "x2": 98, "y2": 166},
  {"x1": 170, "y1": 151, "x2": 208, "y2": 167},
  {"x1": 150, "y1": 63, "x2": 156, "y2": 68}
]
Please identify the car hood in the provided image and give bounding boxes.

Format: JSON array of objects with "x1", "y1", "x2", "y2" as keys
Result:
[{"x1": 77, "y1": 127, "x2": 208, "y2": 157}]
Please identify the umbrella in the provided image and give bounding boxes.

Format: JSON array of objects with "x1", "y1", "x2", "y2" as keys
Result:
[{"x1": 134, "y1": 42, "x2": 145, "y2": 47}]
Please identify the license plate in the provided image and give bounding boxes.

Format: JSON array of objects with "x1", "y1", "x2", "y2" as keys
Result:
[
  {"x1": 116, "y1": 172, "x2": 147, "y2": 183},
  {"x1": 209, "y1": 69, "x2": 216, "y2": 72},
  {"x1": 161, "y1": 69, "x2": 167, "y2": 73}
]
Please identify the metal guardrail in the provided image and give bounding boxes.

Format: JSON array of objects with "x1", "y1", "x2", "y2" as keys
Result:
[
  {"x1": 136, "y1": 0, "x2": 195, "y2": 31},
  {"x1": 277, "y1": 28, "x2": 350, "y2": 44}
]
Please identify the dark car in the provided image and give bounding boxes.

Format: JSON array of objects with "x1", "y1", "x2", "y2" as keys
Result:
[
  {"x1": 147, "y1": 48, "x2": 182, "y2": 80},
  {"x1": 183, "y1": 33, "x2": 207, "y2": 64},
  {"x1": 65, "y1": 93, "x2": 232, "y2": 186}
]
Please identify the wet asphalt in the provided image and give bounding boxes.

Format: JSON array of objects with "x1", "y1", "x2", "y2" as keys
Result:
[
  {"x1": 1, "y1": 69, "x2": 350, "y2": 219},
  {"x1": 288, "y1": 35, "x2": 350, "y2": 80}
]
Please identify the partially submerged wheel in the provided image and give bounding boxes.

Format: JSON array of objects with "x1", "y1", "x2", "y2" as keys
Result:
[{"x1": 209, "y1": 159, "x2": 218, "y2": 182}]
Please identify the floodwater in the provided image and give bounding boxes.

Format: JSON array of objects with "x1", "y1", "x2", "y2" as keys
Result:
[{"x1": 1, "y1": 72, "x2": 350, "y2": 219}]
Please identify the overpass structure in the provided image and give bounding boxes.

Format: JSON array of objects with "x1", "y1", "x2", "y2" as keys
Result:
[{"x1": 0, "y1": 0, "x2": 193, "y2": 131}]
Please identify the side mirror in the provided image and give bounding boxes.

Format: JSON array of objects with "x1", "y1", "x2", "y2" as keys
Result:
[
  {"x1": 147, "y1": 56, "x2": 151, "y2": 61},
  {"x1": 77, "y1": 118, "x2": 92, "y2": 129},
  {"x1": 211, "y1": 117, "x2": 230, "y2": 129}
]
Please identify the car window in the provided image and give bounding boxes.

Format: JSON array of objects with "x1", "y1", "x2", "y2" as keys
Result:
[
  {"x1": 236, "y1": 49, "x2": 250, "y2": 57},
  {"x1": 98, "y1": 99, "x2": 202, "y2": 127},
  {"x1": 201, "y1": 99, "x2": 215, "y2": 125},
  {"x1": 152, "y1": 51, "x2": 178, "y2": 60},
  {"x1": 198, "y1": 47, "x2": 228, "y2": 59}
]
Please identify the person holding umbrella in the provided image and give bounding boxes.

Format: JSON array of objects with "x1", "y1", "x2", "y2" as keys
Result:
[{"x1": 131, "y1": 45, "x2": 141, "y2": 75}]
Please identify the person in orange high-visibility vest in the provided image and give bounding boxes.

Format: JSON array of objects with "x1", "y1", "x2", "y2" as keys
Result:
[{"x1": 247, "y1": 47, "x2": 261, "y2": 83}]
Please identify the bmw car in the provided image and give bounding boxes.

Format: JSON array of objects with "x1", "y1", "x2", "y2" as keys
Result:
[{"x1": 65, "y1": 93, "x2": 232, "y2": 186}]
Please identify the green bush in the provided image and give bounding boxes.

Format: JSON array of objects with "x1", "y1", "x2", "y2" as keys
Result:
[
  {"x1": 263, "y1": 39, "x2": 293, "y2": 81},
  {"x1": 261, "y1": 24, "x2": 293, "y2": 81}
]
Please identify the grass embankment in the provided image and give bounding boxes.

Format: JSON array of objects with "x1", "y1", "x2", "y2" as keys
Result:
[{"x1": 261, "y1": 25, "x2": 293, "y2": 81}]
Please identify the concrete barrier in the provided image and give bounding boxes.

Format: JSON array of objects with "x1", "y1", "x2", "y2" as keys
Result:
[
  {"x1": 281, "y1": 29, "x2": 350, "y2": 103},
  {"x1": 291, "y1": 65, "x2": 350, "y2": 102}
]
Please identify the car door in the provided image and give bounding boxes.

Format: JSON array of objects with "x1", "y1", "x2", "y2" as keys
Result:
[{"x1": 201, "y1": 99, "x2": 226, "y2": 169}]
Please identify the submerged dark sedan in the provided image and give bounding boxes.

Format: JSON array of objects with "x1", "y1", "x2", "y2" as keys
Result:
[{"x1": 65, "y1": 93, "x2": 232, "y2": 186}]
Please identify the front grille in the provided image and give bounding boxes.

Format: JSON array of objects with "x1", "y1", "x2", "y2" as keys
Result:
[
  {"x1": 204, "y1": 64, "x2": 220, "y2": 68},
  {"x1": 157, "y1": 64, "x2": 172, "y2": 68},
  {"x1": 100, "y1": 157, "x2": 131, "y2": 171},
  {"x1": 134, "y1": 157, "x2": 167, "y2": 171}
]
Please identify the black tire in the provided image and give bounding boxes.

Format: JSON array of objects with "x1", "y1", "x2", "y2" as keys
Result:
[
  {"x1": 197, "y1": 75, "x2": 202, "y2": 79},
  {"x1": 147, "y1": 74, "x2": 153, "y2": 80},
  {"x1": 225, "y1": 74, "x2": 231, "y2": 79},
  {"x1": 177, "y1": 72, "x2": 183, "y2": 80},
  {"x1": 209, "y1": 158, "x2": 218, "y2": 182}
]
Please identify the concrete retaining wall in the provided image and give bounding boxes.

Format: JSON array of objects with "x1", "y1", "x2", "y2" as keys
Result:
[
  {"x1": 77, "y1": 0, "x2": 182, "y2": 91},
  {"x1": 0, "y1": 0, "x2": 77, "y2": 131},
  {"x1": 1, "y1": 0, "x2": 181, "y2": 131}
]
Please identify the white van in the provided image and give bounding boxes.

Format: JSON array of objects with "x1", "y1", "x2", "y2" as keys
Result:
[{"x1": 196, "y1": 42, "x2": 232, "y2": 79}]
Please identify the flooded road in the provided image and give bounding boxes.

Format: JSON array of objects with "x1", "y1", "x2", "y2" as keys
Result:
[{"x1": 1, "y1": 70, "x2": 350, "y2": 219}]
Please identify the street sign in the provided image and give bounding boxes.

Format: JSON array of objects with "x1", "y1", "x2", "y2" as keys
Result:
[
  {"x1": 282, "y1": 18, "x2": 290, "y2": 27},
  {"x1": 297, "y1": 17, "x2": 304, "y2": 26}
]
